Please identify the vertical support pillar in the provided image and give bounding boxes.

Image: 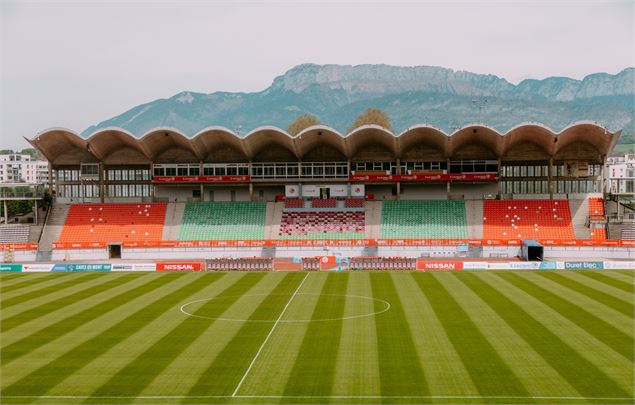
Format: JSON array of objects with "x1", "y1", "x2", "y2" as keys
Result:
[
  {"x1": 3, "y1": 200, "x2": 7, "y2": 224},
  {"x1": 599, "y1": 156, "x2": 605, "y2": 196},
  {"x1": 446, "y1": 158, "x2": 451, "y2": 198},
  {"x1": 199, "y1": 161, "x2": 204, "y2": 201},
  {"x1": 48, "y1": 163, "x2": 53, "y2": 198},
  {"x1": 497, "y1": 159, "x2": 502, "y2": 197},
  {"x1": 99, "y1": 163, "x2": 105, "y2": 203},
  {"x1": 548, "y1": 157, "x2": 554, "y2": 199},
  {"x1": 396, "y1": 182, "x2": 401, "y2": 200},
  {"x1": 248, "y1": 161, "x2": 254, "y2": 201},
  {"x1": 149, "y1": 162, "x2": 155, "y2": 202},
  {"x1": 34, "y1": 200, "x2": 38, "y2": 224}
]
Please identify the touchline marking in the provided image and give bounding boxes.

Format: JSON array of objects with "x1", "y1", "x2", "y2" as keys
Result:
[{"x1": 231, "y1": 271, "x2": 310, "y2": 397}]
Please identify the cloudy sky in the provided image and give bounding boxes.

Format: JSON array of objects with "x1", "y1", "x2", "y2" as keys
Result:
[{"x1": 1, "y1": 0, "x2": 633, "y2": 149}]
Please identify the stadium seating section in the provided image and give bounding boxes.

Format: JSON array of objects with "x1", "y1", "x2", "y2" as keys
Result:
[
  {"x1": 344, "y1": 198, "x2": 364, "y2": 208},
  {"x1": 380, "y1": 200, "x2": 468, "y2": 239},
  {"x1": 311, "y1": 198, "x2": 337, "y2": 208},
  {"x1": 178, "y1": 202, "x2": 266, "y2": 240},
  {"x1": 279, "y1": 211, "x2": 365, "y2": 239},
  {"x1": 483, "y1": 200, "x2": 574, "y2": 240},
  {"x1": 0, "y1": 224, "x2": 29, "y2": 243},
  {"x1": 284, "y1": 198, "x2": 304, "y2": 208},
  {"x1": 58, "y1": 203, "x2": 166, "y2": 243}
]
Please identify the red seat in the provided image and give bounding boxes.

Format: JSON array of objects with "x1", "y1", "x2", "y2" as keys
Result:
[{"x1": 483, "y1": 200, "x2": 574, "y2": 240}]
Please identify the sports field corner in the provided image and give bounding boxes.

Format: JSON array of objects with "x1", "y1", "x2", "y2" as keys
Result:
[{"x1": 0, "y1": 269, "x2": 633, "y2": 405}]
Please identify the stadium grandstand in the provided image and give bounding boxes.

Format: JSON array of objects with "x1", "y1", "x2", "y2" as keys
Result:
[{"x1": 2, "y1": 120, "x2": 633, "y2": 267}]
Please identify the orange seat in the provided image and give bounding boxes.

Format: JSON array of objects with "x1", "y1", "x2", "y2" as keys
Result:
[
  {"x1": 58, "y1": 203, "x2": 167, "y2": 243},
  {"x1": 483, "y1": 200, "x2": 574, "y2": 240}
]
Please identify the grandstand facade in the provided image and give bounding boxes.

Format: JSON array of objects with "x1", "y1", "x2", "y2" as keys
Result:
[{"x1": 1, "y1": 120, "x2": 630, "y2": 265}]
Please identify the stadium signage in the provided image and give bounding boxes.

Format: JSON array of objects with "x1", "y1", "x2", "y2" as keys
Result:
[
  {"x1": 0, "y1": 243, "x2": 38, "y2": 250},
  {"x1": 156, "y1": 262, "x2": 202, "y2": 271},
  {"x1": 0, "y1": 264, "x2": 22, "y2": 272},
  {"x1": 153, "y1": 176, "x2": 250, "y2": 183},
  {"x1": 416, "y1": 261, "x2": 464, "y2": 270},
  {"x1": 349, "y1": 173, "x2": 497, "y2": 182},
  {"x1": 51, "y1": 263, "x2": 112, "y2": 272},
  {"x1": 22, "y1": 264, "x2": 55, "y2": 272},
  {"x1": 564, "y1": 261, "x2": 604, "y2": 270}
]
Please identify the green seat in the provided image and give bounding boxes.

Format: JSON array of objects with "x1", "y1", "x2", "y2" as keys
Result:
[
  {"x1": 177, "y1": 202, "x2": 266, "y2": 240},
  {"x1": 380, "y1": 200, "x2": 467, "y2": 239}
]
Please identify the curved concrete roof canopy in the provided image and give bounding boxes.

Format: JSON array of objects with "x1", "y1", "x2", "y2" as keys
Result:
[{"x1": 28, "y1": 122, "x2": 620, "y2": 166}]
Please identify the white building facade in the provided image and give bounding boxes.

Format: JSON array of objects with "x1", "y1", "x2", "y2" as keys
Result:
[
  {"x1": 0, "y1": 154, "x2": 50, "y2": 184},
  {"x1": 605, "y1": 154, "x2": 635, "y2": 197}
]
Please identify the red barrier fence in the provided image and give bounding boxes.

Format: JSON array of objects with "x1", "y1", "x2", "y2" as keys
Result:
[
  {"x1": 0, "y1": 243, "x2": 38, "y2": 251},
  {"x1": 49, "y1": 239, "x2": 635, "y2": 249}
]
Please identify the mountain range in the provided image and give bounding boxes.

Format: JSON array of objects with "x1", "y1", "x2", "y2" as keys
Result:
[{"x1": 83, "y1": 64, "x2": 635, "y2": 143}]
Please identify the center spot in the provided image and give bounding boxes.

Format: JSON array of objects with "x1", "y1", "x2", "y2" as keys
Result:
[{"x1": 180, "y1": 293, "x2": 391, "y2": 323}]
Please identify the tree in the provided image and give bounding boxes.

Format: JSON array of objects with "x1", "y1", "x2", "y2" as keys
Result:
[
  {"x1": 348, "y1": 108, "x2": 393, "y2": 133},
  {"x1": 287, "y1": 114, "x2": 320, "y2": 136}
]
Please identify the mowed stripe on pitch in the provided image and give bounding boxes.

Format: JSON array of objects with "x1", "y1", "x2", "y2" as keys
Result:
[
  {"x1": 1, "y1": 273, "x2": 138, "y2": 331},
  {"x1": 0, "y1": 273, "x2": 225, "y2": 397},
  {"x1": 185, "y1": 272, "x2": 308, "y2": 397},
  {"x1": 535, "y1": 272, "x2": 633, "y2": 317},
  {"x1": 1, "y1": 272, "x2": 105, "y2": 309},
  {"x1": 332, "y1": 272, "x2": 381, "y2": 397},
  {"x1": 0, "y1": 273, "x2": 65, "y2": 294},
  {"x1": 498, "y1": 272, "x2": 633, "y2": 359},
  {"x1": 83, "y1": 272, "x2": 271, "y2": 399},
  {"x1": 394, "y1": 273, "x2": 478, "y2": 396},
  {"x1": 1, "y1": 273, "x2": 177, "y2": 366},
  {"x1": 576, "y1": 271, "x2": 634, "y2": 293},
  {"x1": 461, "y1": 272, "x2": 631, "y2": 398},
  {"x1": 414, "y1": 273, "x2": 533, "y2": 398},
  {"x1": 370, "y1": 272, "x2": 428, "y2": 397},
  {"x1": 232, "y1": 273, "x2": 327, "y2": 396},
  {"x1": 282, "y1": 272, "x2": 349, "y2": 396}
]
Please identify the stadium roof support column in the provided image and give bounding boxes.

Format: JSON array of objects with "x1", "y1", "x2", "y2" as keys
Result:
[
  {"x1": 149, "y1": 162, "x2": 155, "y2": 201},
  {"x1": 396, "y1": 158, "x2": 401, "y2": 200},
  {"x1": 548, "y1": 157, "x2": 554, "y2": 199},
  {"x1": 248, "y1": 161, "x2": 253, "y2": 201},
  {"x1": 199, "y1": 161, "x2": 204, "y2": 202},
  {"x1": 99, "y1": 162, "x2": 105, "y2": 203},
  {"x1": 47, "y1": 163, "x2": 53, "y2": 199},
  {"x1": 599, "y1": 155, "x2": 605, "y2": 195},
  {"x1": 446, "y1": 157, "x2": 451, "y2": 197},
  {"x1": 496, "y1": 158, "x2": 502, "y2": 197}
]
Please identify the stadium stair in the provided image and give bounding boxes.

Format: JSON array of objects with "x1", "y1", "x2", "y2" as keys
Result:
[
  {"x1": 0, "y1": 224, "x2": 30, "y2": 243},
  {"x1": 162, "y1": 202, "x2": 185, "y2": 240},
  {"x1": 380, "y1": 200, "x2": 468, "y2": 239},
  {"x1": 265, "y1": 202, "x2": 284, "y2": 239},
  {"x1": 38, "y1": 203, "x2": 70, "y2": 250},
  {"x1": 465, "y1": 200, "x2": 484, "y2": 239},
  {"x1": 178, "y1": 202, "x2": 266, "y2": 240},
  {"x1": 569, "y1": 198, "x2": 591, "y2": 239}
]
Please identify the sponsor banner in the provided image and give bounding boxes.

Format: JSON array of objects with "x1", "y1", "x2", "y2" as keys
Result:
[
  {"x1": 0, "y1": 263, "x2": 22, "y2": 272},
  {"x1": 153, "y1": 175, "x2": 250, "y2": 183},
  {"x1": 22, "y1": 263, "x2": 55, "y2": 272},
  {"x1": 538, "y1": 261, "x2": 558, "y2": 270},
  {"x1": 416, "y1": 260, "x2": 464, "y2": 271},
  {"x1": 112, "y1": 263, "x2": 156, "y2": 272},
  {"x1": 330, "y1": 185, "x2": 348, "y2": 197},
  {"x1": 603, "y1": 261, "x2": 635, "y2": 269},
  {"x1": 350, "y1": 184, "x2": 365, "y2": 197},
  {"x1": 122, "y1": 238, "x2": 635, "y2": 249},
  {"x1": 318, "y1": 256, "x2": 349, "y2": 271},
  {"x1": 508, "y1": 262, "x2": 541, "y2": 270},
  {"x1": 0, "y1": 243, "x2": 38, "y2": 251},
  {"x1": 285, "y1": 185, "x2": 300, "y2": 198},
  {"x1": 349, "y1": 173, "x2": 498, "y2": 182},
  {"x1": 156, "y1": 262, "x2": 202, "y2": 271},
  {"x1": 53, "y1": 242, "x2": 107, "y2": 249},
  {"x1": 488, "y1": 262, "x2": 511, "y2": 270},
  {"x1": 301, "y1": 185, "x2": 319, "y2": 197},
  {"x1": 564, "y1": 261, "x2": 604, "y2": 270},
  {"x1": 72, "y1": 263, "x2": 112, "y2": 272},
  {"x1": 463, "y1": 262, "x2": 488, "y2": 270}
]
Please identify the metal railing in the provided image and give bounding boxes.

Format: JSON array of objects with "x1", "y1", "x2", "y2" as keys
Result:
[{"x1": 0, "y1": 192, "x2": 44, "y2": 199}]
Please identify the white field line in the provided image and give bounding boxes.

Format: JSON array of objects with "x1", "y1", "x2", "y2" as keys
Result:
[
  {"x1": 2, "y1": 395, "x2": 634, "y2": 401},
  {"x1": 231, "y1": 272, "x2": 310, "y2": 397}
]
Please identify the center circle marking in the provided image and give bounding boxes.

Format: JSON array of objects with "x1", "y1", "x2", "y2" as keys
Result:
[{"x1": 180, "y1": 293, "x2": 391, "y2": 323}]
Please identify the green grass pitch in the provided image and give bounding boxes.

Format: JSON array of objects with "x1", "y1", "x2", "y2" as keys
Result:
[{"x1": 0, "y1": 270, "x2": 633, "y2": 404}]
